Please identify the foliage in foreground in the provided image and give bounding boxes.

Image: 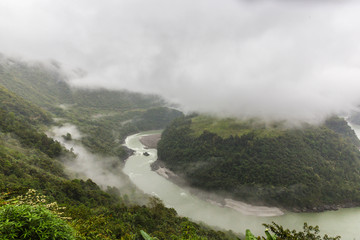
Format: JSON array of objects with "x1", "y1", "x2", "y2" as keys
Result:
[
  {"x1": 262, "y1": 222, "x2": 340, "y2": 240},
  {"x1": 0, "y1": 84, "x2": 230, "y2": 239},
  {"x1": 0, "y1": 204, "x2": 75, "y2": 240},
  {"x1": 140, "y1": 222, "x2": 341, "y2": 240},
  {"x1": 0, "y1": 189, "x2": 343, "y2": 240},
  {"x1": 0, "y1": 186, "x2": 235, "y2": 240}
]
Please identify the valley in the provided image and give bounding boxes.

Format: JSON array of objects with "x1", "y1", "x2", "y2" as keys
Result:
[
  {"x1": 1, "y1": 1, "x2": 360, "y2": 239},
  {"x1": 124, "y1": 130, "x2": 360, "y2": 239},
  {"x1": 0, "y1": 58, "x2": 236, "y2": 239},
  {"x1": 0, "y1": 55, "x2": 351, "y2": 239}
]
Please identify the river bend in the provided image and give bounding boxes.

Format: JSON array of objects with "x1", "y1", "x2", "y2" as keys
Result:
[{"x1": 123, "y1": 130, "x2": 360, "y2": 239}]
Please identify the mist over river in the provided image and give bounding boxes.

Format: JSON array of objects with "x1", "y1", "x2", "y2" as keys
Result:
[{"x1": 48, "y1": 124, "x2": 129, "y2": 190}]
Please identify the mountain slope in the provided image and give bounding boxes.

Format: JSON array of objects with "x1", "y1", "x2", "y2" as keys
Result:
[
  {"x1": 0, "y1": 75, "x2": 236, "y2": 239},
  {"x1": 0, "y1": 85, "x2": 52, "y2": 125},
  {"x1": 0, "y1": 55, "x2": 342, "y2": 239},
  {"x1": 0, "y1": 56, "x2": 73, "y2": 108},
  {"x1": 0, "y1": 55, "x2": 183, "y2": 158},
  {"x1": 158, "y1": 115, "x2": 360, "y2": 211}
]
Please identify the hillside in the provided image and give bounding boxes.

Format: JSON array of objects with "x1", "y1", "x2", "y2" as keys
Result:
[
  {"x1": 157, "y1": 115, "x2": 360, "y2": 211},
  {"x1": 0, "y1": 66, "x2": 237, "y2": 239},
  {"x1": 0, "y1": 56, "x2": 341, "y2": 239},
  {"x1": 0, "y1": 55, "x2": 183, "y2": 158},
  {"x1": 0, "y1": 55, "x2": 73, "y2": 108}
]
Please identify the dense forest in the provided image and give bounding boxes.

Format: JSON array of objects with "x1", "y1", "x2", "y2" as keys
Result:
[
  {"x1": 158, "y1": 115, "x2": 360, "y2": 211},
  {"x1": 0, "y1": 55, "x2": 341, "y2": 239},
  {"x1": 0, "y1": 57, "x2": 237, "y2": 239},
  {"x1": 0, "y1": 55, "x2": 183, "y2": 159}
]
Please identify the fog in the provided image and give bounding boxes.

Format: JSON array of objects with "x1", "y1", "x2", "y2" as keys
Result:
[
  {"x1": 48, "y1": 124, "x2": 129, "y2": 190},
  {"x1": 1, "y1": 0, "x2": 360, "y2": 123}
]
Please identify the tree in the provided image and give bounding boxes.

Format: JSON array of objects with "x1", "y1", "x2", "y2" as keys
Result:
[
  {"x1": 62, "y1": 133, "x2": 72, "y2": 141},
  {"x1": 263, "y1": 222, "x2": 340, "y2": 240}
]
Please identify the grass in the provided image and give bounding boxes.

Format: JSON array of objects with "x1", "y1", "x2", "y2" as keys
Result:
[{"x1": 190, "y1": 115, "x2": 285, "y2": 139}]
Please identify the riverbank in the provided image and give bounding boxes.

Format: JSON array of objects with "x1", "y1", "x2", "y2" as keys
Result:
[
  {"x1": 139, "y1": 134, "x2": 285, "y2": 216},
  {"x1": 125, "y1": 131, "x2": 359, "y2": 239},
  {"x1": 139, "y1": 133, "x2": 354, "y2": 215},
  {"x1": 151, "y1": 159, "x2": 188, "y2": 185},
  {"x1": 292, "y1": 202, "x2": 359, "y2": 213},
  {"x1": 139, "y1": 133, "x2": 161, "y2": 149},
  {"x1": 151, "y1": 159, "x2": 284, "y2": 217}
]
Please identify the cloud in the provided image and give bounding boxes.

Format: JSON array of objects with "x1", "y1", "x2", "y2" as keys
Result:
[
  {"x1": 48, "y1": 124, "x2": 130, "y2": 190},
  {"x1": 1, "y1": 0, "x2": 360, "y2": 123}
]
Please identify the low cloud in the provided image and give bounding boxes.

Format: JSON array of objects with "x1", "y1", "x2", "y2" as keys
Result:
[
  {"x1": 1, "y1": 0, "x2": 360, "y2": 123},
  {"x1": 48, "y1": 124, "x2": 126, "y2": 188}
]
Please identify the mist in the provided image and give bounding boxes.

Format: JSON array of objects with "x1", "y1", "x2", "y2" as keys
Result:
[
  {"x1": 48, "y1": 124, "x2": 129, "y2": 191},
  {"x1": 1, "y1": 0, "x2": 360, "y2": 123}
]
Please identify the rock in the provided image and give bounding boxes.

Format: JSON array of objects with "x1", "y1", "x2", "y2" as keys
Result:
[{"x1": 143, "y1": 152, "x2": 150, "y2": 156}]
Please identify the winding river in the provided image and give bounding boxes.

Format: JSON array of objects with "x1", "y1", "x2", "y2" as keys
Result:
[
  {"x1": 50, "y1": 124, "x2": 360, "y2": 239},
  {"x1": 123, "y1": 130, "x2": 360, "y2": 239}
]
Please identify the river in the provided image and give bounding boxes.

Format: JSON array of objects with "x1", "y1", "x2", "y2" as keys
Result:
[
  {"x1": 123, "y1": 130, "x2": 360, "y2": 239},
  {"x1": 49, "y1": 124, "x2": 360, "y2": 239}
]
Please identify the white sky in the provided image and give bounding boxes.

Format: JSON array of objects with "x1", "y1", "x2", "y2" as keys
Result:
[{"x1": 1, "y1": 0, "x2": 360, "y2": 123}]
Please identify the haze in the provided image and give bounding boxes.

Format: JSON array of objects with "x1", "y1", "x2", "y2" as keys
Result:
[
  {"x1": 1, "y1": 0, "x2": 360, "y2": 123},
  {"x1": 48, "y1": 124, "x2": 130, "y2": 191}
]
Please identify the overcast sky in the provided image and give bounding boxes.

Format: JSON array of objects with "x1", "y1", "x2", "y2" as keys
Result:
[{"x1": 1, "y1": 0, "x2": 360, "y2": 123}]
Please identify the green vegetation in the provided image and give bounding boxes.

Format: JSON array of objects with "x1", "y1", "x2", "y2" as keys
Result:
[
  {"x1": 140, "y1": 223, "x2": 340, "y2": 240},
  {"x1": 0, "y1": 56, "x2": 183, "y2": 159},
  {"x1": 0, "y1": 97, "x2": 232, "y2": 240},
  {"x1": 0, "y1": 55, "x2": 344, "y2": 239},
  {"x1": 0, "y1": 85, "x2": 52, "y2": 125},
  {"x1": 62, "y1": 133, "x2": 72, "y2": 141},
  {"x1": 262, "y1": 222, "x2": 340, "y2": 240},
  {"x1": 0, "y1": 56, "x2": 73, "y2": 108},
  {"x1": 0, "y1": 56, "x2": 234, "y2": 239},
  {"x1": 0, "y1": 204, "x2": 76, "y2": 240},
  {"x1": 67, "y1": 106, "x2": 183, "y2": 158},
  {"x1": 190, "y1": 115, "x2": 282, "y2": 139},
  {"x1": 141, "y1": 230, "x2": 158, "y2": 240},
  {"x1": 0, "y1": 86, "x2": 62, "y2": 158},
  {"x1": 324, "y1": 117, "x2": 360, "y2": 147},
  {"x1": 0, "y1": 188, "x2": 236, "y2": 240},
  {"x1": 158, "y1": 115, "x2": 360, "y2": 211}
]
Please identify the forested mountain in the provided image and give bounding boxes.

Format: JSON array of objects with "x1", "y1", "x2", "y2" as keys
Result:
[
  {"x1": 158, "y1": 115, "x2": 360, "y2": 211},
  {"x1": 0, "y1": 55, "x2": 342, "y2": 239},
  {"x1": 0, "y1": 57, "x2": 236, "y2": 239},
  {"x1": 0, "y1": 55, "x2": 73, "y2": 108},
  {"x1": 0, "y1": 55, "x2": 183, "y2": 158}
]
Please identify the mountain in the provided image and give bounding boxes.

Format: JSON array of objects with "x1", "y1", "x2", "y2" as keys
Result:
[
  {"x1": 0, "y1": 55, "x2": 342, "y2": 239},
  {"x1": 0, "y1": 55, "x2": 73, "y2": 108},
  {"x1": 0, "y1": 57, "x2": 236, "y2": 239},
  {"x1": 0, "y1": 55, "x2": 183, "y2": 158},
  {"x1": 157, "y1": 115, "x2": 360, "y2": 212}
]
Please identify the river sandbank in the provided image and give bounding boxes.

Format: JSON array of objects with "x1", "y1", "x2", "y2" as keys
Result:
[
  {"x1": 150, "y1": 158, "x2": 284, "y2": 216},
  {"x1": 139, "y1": 133, "x2": 161, "y2": 149},
  {"x1": 140, "y1": 133, "x2": 284, "y2": 217},
  {"x1": 125, "y1": 131, "x2": 360, "y2": 238}
]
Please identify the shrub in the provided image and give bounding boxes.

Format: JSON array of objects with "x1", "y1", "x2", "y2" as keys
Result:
[{"x1": 0, "y1": 204, "x2": 75, "y2": 240}]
